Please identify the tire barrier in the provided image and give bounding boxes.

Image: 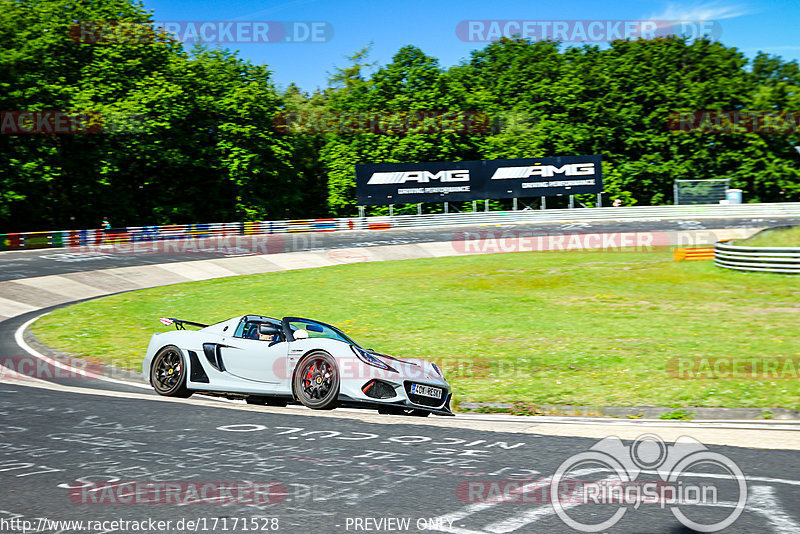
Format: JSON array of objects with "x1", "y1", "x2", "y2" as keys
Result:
[
  {"x1": 3, "y1": 202, "x2": 800, "y2": 251},
  {"x1": 714, "y1": 242, "x2": 800, "y2": 274}
]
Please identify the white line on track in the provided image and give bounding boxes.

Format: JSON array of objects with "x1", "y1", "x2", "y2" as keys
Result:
[
  {"x1": 454, "y1": 413, "x2": 800, "y2": 431},
  {"x1": 13, "y1": 312, "x2": 152, "y2": 389},
  {"x1": 11, "y1": 312, "x2": 240, "y2": 406}
]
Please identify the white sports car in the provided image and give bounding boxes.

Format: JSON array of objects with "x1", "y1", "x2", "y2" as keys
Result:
[{"x1": 142, "y1": 315, "x2": 453, "y2": 416}]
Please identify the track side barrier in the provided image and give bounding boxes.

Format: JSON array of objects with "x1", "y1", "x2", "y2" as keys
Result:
[
  {"x1": 313, "y1": 218, "x2": 336, "y2": 232},
  {"x1": 21, "y1": 232, "x2": 51, "y2": 249},
  {"x1": 288, "y1": 219, "x2": 311, "y2": 233},
  {"x1": 4, "y1": 202, "x2": 800, "y2": 251},
  {"x1": 5, "y1": 233, "x2": 24, "y2": 250},
  {"x1": 673, "y1": 247, "x2": 715, "y2": 260},
  {"x1": 714, "y1": 242, "x2": 800, "y2": 274}
]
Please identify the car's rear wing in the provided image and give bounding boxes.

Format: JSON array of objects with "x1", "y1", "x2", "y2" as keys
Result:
[{"x1": 159, "y1": 317, "x2": 209, "y2": 330}]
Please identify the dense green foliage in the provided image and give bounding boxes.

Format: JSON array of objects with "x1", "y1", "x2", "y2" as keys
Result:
[
  {"x1": 2, "y1": 0, "x2": 799, "y2": 231},
  {"x1": 0, "y1": 0, "x2": 309, "y2": 229}
]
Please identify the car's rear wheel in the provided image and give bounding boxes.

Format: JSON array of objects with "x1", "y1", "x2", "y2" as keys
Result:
[
  {"x1": 246, "y1": 396, "x2": 288, "y2": 407},
  {"x1": 150, "y1": 345, "x2": 192, "y2": 398},
  {"x1": 293, "y1": 351, "x2": 339, "y2": 410}
]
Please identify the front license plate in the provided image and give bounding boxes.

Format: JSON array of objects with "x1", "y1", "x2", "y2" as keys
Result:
[{"x1": 410, "y1": 383, "x2": 442, "y2": 399}]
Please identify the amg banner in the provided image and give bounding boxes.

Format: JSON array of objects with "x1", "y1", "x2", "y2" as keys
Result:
[{"x1": 356, "y1": 155, "x2": 602, "y2": 205}]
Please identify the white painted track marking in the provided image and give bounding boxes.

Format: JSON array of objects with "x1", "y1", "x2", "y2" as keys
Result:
[
  {"x1": 430, "y1": 484, "x2": 800, "y2": 534},
  {"x1": 12, "y1": 312, "x2": 152, "y2": 389}
]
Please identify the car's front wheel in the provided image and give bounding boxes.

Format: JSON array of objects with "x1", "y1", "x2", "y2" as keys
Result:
[
  {"x1": 150, "y1": 345, "x2": 192, "y2": 398},
  {"x1": 293, "y1": 351, "x2": 339, "y2": 410}
]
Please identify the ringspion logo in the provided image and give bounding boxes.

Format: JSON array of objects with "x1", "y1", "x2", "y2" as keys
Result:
[{"x1": 550, "y1": 434, "x2": 746, "y2": 532}]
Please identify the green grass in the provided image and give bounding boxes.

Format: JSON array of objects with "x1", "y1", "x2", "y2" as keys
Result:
[
  {"x1": 739, "y1": 225, "x2": 800, "y2": 247},
  {"x1": 33, "y1": 250, "x2": 800, "y2": 410},
  {"x1": 659, "y1": 408, "x2": 696, "y2": 421}
]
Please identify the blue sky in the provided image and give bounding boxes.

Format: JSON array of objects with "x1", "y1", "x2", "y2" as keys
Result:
[{"x1": 143, "y1": 0, "x2": 800, "y2": 92}]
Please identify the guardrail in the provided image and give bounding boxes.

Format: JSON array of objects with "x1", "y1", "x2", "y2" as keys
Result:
[
  {"x1": 714, "y1": 242, "x2": 800, "y2": 274},
  {"x1": 381, "y1": 201, "x2": 800, "y2": 228},
  {"x1": 2, "y1": 202, "x2": 800, "y2": 251}
]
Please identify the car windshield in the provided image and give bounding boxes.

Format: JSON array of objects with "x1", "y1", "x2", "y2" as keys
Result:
[{"x1": 285, "y1": 318, "x2": 361, "y2": 347}]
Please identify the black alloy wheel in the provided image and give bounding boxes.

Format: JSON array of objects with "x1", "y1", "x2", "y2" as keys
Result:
[
  {"x1": 293, "y1": 351, "x2": 340, "y2": 410},
  {"x1": 150, "y1": 345, "x2": 192, "y2": 397}
]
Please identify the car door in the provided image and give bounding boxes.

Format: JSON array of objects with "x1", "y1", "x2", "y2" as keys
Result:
[{"x1": 218, "y1": 336, "x2": 287, "y2": 385}]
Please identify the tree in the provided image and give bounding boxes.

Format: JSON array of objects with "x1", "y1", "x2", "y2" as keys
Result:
[
  {"x1": 0, "y1": 0, "x2": 298, "y2": 230},
  {"x1": 320, "y1": 46, "x2": 476, "y2": 215}
]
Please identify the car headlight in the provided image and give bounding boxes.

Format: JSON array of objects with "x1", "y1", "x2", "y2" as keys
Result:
[{"x1": 351, "y1": 346, "x2": 396, "y2": 372}]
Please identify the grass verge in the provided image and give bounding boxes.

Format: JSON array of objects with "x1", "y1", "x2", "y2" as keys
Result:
[
  {"x1": 739, "y1": 225, "x2": 800, "y2": 247},
  {"x1": 32, "y1": 249, "x2": 800, "y2": 409}
]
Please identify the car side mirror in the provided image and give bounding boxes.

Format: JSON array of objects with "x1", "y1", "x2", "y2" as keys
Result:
[
  {"x1": 293, "y1": 329, "x2": 309, "y2": 340},
  {"x1": 259, "y1": 324, "x2": 280, "y2": 336}
]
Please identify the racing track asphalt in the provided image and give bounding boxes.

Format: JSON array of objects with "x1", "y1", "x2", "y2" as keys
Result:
[
  {"x1": 2, "y1": 216, "x2": 799, "y2": 281},
  {"x1": 1, "y1": 379, "x2": 799, "y2": 533},
  {"x1": 1, "y1": 216, "x2": 800, "y2": 533}
]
